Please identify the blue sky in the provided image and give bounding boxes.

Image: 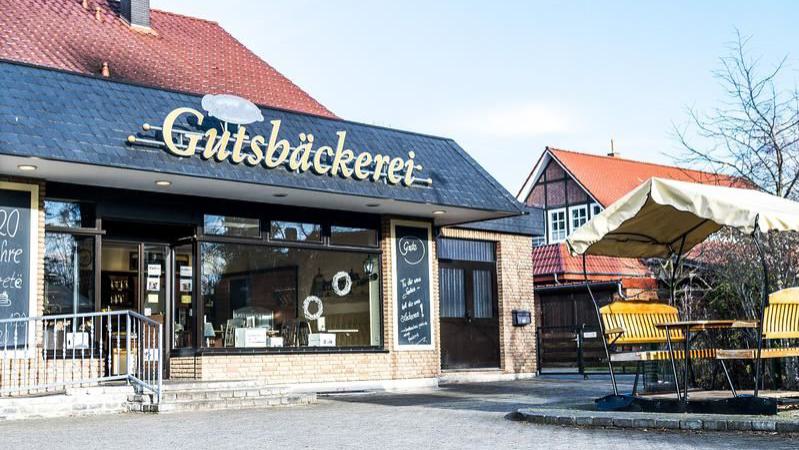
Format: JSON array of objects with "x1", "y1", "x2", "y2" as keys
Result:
[{"x1": 152, "y1": 1, "x2": 798, "y2": 194}]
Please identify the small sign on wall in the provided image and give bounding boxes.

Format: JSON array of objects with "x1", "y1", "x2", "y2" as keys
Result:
[{"x1": 391, "y1": 220, "x2": 434, "y2": 351}]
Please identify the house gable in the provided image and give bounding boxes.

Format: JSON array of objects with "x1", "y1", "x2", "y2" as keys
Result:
[{"x1": 523, "y1": 151, "x2": 602, "y2": 244}]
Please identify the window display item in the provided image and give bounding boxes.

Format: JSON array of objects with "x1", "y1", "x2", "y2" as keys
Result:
[
  {"x1": 308, "y1": 333, "x2": 335, "y2": 347},
  {"x1": 332, "y1": 271, "x2": 352, "y2": 296},
  {"x1": 234, "y1": 327, "x2": 267, "y2": 348},
  {"x1": 303, "y1": 295, "x2": 323, "y2": 320}
]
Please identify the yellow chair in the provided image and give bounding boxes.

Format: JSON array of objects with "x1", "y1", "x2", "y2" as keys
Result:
[{"x1": 717, "y1": 287, "x2": 799, "y2": 360}]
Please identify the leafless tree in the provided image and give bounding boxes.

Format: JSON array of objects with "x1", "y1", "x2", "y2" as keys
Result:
[
  {"x1": 670, "y1": 31, "x2": 799, "y2": 388},
  {"x1": 673, "y1": 30, "x2": 799, "y2": 198}
]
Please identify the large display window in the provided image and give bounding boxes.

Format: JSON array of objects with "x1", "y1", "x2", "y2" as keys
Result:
[{"x1": 200, "y1": 243, "x2": 381, "y2": 349}]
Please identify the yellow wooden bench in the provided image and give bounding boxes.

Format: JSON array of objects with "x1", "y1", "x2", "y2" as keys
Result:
[
  {"x1": 716, "y1": 287, "x2": 799, "y2": 360},
  {"x1": 600, "y1": 301, "x2": 717, "y2": 362},
  {"x1": 600, "y1": 300, "x2": 727, "y2": 396}
]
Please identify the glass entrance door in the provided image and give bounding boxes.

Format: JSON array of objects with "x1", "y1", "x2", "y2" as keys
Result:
[{"x1": 101, "y1": 241, "x2": 171, "y2": 376}]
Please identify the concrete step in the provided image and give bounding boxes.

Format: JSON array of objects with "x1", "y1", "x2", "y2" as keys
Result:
[
  {"x1": 130, "y1": 386, "x2": 289, "y2": 403},
  {"x1": 138, "y1": 392, "x2": 316, "y2": 413},
  {"x1": 160, "y1": 380, "x2": 264, "y2": 392}
]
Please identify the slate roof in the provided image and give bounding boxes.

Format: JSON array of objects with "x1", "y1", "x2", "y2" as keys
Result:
[
  {"x1": 0, "y1": 0, "x2": 334, "y2": 118},
  {"x1": 0, "y1": 61, "x2": 522, "y2": 215},
  {"x1": 456, "y1": 206, "x2": 544, "y2": 236},
  {"x1": 545, "y1": 148, "x2": 747, "y2": 206}
]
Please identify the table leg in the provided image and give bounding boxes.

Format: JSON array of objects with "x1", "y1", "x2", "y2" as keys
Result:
[{"x1": 665, "y1": 325, "x2": 681, "y2": 400}]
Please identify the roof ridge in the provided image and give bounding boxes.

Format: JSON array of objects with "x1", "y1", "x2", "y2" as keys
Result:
[
  {"x1": 548, "y1": 147, "x2": 731, "y2": 178},
  {"x1": 149, "y1": 7, "x2": 218, "y2": 25}
]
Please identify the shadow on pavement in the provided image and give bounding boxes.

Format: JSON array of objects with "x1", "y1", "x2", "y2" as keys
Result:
[{"x1": 323, "y1": 375, "x2": 633, "y2": 414}]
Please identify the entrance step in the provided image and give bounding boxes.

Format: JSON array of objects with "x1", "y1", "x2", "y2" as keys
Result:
[
  {"x1": 129, "y1": 380, "x2": 316, "y2": 413},
  {"x1": 439, "y1": 369, "x2": 535, "y2": 384}
]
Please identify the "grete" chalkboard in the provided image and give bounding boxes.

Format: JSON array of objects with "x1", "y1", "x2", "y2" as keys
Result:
[
  {"x1": 393, "y1": 223, "x2": 432, "y2": 349},
  {"x1": 0, "y1": 185, "x2": 36, "y2": 347}
]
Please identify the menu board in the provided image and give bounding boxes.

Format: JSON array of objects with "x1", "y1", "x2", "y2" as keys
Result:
[
  {"x1": 0, "y1": 183, "x2": 37, "y2": 347},
  {"x1": 393, "y1": 222, "x2": 433, "y2": 349}
]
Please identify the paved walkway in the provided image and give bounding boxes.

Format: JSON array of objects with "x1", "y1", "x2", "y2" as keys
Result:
[{"x1": 1, "y1": 377, "x2": 797, "y2": 449}]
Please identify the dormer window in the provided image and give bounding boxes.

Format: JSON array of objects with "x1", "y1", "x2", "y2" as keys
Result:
[{"x1": 547, "y1": 208, "x2": 567, "y2": 243}]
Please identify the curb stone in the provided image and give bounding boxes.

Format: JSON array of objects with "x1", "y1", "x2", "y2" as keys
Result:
[{"x1": 510, "y1": 408, "x2": 799, "y2": 434}]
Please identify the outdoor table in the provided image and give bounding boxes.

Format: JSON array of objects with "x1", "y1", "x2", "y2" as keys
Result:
[{"x1": 654, "y1": 320, "x2": 758, "y2": 402}]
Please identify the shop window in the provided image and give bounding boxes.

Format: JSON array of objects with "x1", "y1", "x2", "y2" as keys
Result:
[
  {"x1": 547, "y1": 208, "x2": 567, "y2": 243},
  {"x1": 330, "y1": 226, "x2": 378, "y2": 247},
  {"x1": 569, "y1": 205, "x2": 589, "y2": 232},
  {"x1": 200, "y1": 243, "x2": 381, "y2": 349},
  {"x1": 44, "y1": 200, "x2": 93, "y2": 228},
  {"x1": 44, "y1": 233, "x2": 95, "y2": 315},
  {"x1": 271, "y1": 221, "x2": 321, "y2": 242},
  {"x1": 204, "y1": 215, "x2": 260, "y2": 238}
]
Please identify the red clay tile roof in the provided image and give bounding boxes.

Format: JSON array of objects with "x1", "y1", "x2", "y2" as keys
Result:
[
  {"x1": 0, "y1": 0, "x2": 335, "y2": 118},
  {"x1": 533, "y1": 243, "x2": 652, "y2": 283},
  {"x1": 548, "y1": 148, "x2": 747, "y2": 206}
]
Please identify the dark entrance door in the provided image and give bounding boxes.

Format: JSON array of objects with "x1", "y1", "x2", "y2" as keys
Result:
[{"x1": 439, "y1": 261, "x2": 499, "y2": 369}]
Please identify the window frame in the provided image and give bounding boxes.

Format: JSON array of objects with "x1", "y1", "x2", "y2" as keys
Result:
[
  {"x1": 568, "y1": 204, "x2": 589, "y2": 233},
  {"x1": 43, "y1": 198, "x2": 104, "y2": 316},
  {"x1": 203, "y1": 214, "x2": 262, "y2": 239},
  {"x1": 547, "y1": 208, "x2": 567, "y2": 243},
  {"x1": 196, "y1": 216, "x2": 384, "y2": 354},
  {"x1": 591, "y1": 202, "x2": 602, "y2": 217}
]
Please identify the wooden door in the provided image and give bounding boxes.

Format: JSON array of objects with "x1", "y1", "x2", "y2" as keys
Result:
[{"x1": 439, "y1": 262, "x2": 499, "y2": 369}]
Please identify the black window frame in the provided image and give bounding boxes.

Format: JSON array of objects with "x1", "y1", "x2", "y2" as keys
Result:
[
  {"x1": 195, "y1": 210, "x2": 384, "y2": 355},
  {"x1": 43, "y1": 198, "x2": 104, "y2": 315}
]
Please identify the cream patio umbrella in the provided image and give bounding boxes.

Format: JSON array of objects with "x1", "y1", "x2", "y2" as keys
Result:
[{"x1": 566, "y1": 177, "x2": 799, "y2": 398}]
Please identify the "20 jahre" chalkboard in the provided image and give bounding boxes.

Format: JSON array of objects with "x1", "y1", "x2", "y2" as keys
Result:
[
  {"x1": 0, "y1": 184, "x2": 37, "y2": 347},
  {"x1": 393, "y1": 222, "x2": 433, "y2": 349}
]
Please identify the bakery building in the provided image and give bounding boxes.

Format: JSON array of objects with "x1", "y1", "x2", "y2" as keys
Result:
[{"x1": 0, "y1": 0, "x2": 537, "y2": 392}]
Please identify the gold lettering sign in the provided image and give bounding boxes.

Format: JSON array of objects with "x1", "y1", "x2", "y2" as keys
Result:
[{"x1": 158, "y1": 108, "x2": 423, "y2": 187}]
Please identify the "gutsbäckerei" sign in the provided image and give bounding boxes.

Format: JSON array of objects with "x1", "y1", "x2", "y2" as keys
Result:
[{"x1": 153, "y1": 104, "x2": 425, "y2": 187}]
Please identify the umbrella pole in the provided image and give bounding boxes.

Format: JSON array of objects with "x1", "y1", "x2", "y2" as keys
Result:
[
  {"x1": 583, "y1": 254, "x2": 618, "y2": 395},
  {"x1": 752, "y1": 227, "x2": 768, "y2": 398}
]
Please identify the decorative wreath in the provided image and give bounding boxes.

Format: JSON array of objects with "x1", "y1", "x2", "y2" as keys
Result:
[
  {"x1": 331, "y1": 271, "x2": 352, "y2": 297},
  {"x1": 302, "y1": 295, "x2": 324, "y2": 320}
]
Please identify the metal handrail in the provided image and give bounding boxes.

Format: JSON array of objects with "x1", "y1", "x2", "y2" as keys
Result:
[{"x1": 0, "y1": 310, "x2": 162, "y2": 403}]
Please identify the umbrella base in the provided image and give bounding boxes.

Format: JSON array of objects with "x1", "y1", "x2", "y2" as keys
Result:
[{"x1": 595, "y1": 394, "x2": 778, "y2": 415}]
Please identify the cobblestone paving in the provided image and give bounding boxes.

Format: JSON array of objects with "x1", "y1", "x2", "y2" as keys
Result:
[{"x1": 0, "y1": 377, "x2": 796, "y2": 449}]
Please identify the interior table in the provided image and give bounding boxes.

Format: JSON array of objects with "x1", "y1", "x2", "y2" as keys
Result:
[{"x1": 654, "y1": 319, "x2": 758, "y2": 402}]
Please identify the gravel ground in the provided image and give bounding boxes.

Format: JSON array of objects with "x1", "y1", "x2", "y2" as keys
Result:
[{"x1": 0, "y1": 377, "x2": 795, "y2": 449}]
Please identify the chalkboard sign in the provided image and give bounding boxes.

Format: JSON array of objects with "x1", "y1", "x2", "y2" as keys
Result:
[
  {"x1": 392, "y1": 221, "x2": 433, "y2": 349},
  {"x1": 0, "y1": 183, "x2": 38, "y2": 347}
]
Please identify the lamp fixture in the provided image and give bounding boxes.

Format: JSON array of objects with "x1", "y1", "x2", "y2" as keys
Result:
[
  {"x1": 365, "y1": 203, "x2": 380, "y2": 208},
  {"x1": 17, "y1": 164, "x2": 37, "y2": 171},
  {"x1": 432, "y1": 210, "x2": 446, "y2": 215},
  {"x1": 155, "y1": 180, "x2": 172, "y2": 187}
]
